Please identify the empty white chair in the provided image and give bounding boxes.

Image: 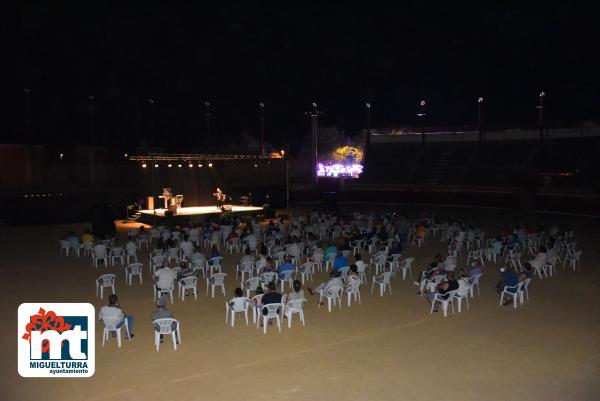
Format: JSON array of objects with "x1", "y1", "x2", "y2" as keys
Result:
[
  {"x1": 96, "y1": 274, "x2": 116, "y2": 299},
  {"x1": 166, "y1": 247, "x2": 179, "y2": 264},
  {"x1": 259, "y1": 272, "x2": 277, "y2": 287},
  {"x1": 318, "y1": 286, "x2": 343, "y2": 312},
  {"x1": 236, "y1": 262, "x2": 254, "y2": 282},
  {"x1": 126, "y1": 247, "x2": 138, "y2": 264},
  {"x1": 227, "y1": 238, "x2": 241, "y2": 254},
  {"x1": 430, "y1": 290, "x2": 457, "y2": 317},
  {"x1": 153, "y1": 318, "x2": 180, "y2": 351},
  {"x1": 387, "y1": 254, "x2": 402, "y2": 272},
  {"x1": 564, "y1": 250, "x2": 582, "y2": 271},
  {"x1": 179, "y1": 276, "x2": 198, "y2": 300},
  {"x1": 397, "y1": 257, "x2": 414, "y2": 279},
  {"x1": 369, "y1": 253, "x2": 387, "y2": 275},
  {"x1": 257, "y1": 303, "x2": 283, "y2": 334},
  {"x1": 243, "y1": 277, "x2": 260, "y2": 297},
  {"x1": 346, "y1": 280, "x2": 362, "y2": 306},
  {"x1": 284, "y1": 299, "x2": 306, "y2": 328},
  {"x1": 530, "y1": 260, "x2": 548, "y2": 279},
  {"x1": 125, "y1": 263, "x2": 143, "y2": 286},
  {"x1": 206, "y1": 273, "x2": 227, "y2": 298},
  {"x1": 59, "y1": 240, "x2": 70, "y2": 256},
  {"x1": 297, "y1": 262, "x2": 314, "y2": 284},
  {"x1": 519, "y1": 277, "x2": 533, "y2": 303},
  {"x1": 499, "y1": 282, "x2": 524, "y2": 309},
  {"x1": 101, "y1": 315, "x2": 130, "y2": 348},
  {"x1": 371, "y1": 272, "x2": 393, "y2": 297},
  {"x1": 453, "y1": 283, "x2": 470, "y2": 313},
  {"x1": 225, "y1": 297, "x2": 250, "y2": 327}
]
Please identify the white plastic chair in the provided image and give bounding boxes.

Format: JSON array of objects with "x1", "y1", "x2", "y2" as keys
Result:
[
  {"x1": 430, "y1": 290, "x2": 457, "y2": 317},
  {"x1": 206, "y1": 273, "x2": 227, "y2": 298},
  {"x1": 225, "y1": 297, "x2": 250, "y2": 327},
  {"x1": 258, "y1": 303, "x2": 283, "y2": 334},
  {"x1": 153, "y1": 318, "x2": 180, "y2": 351},
  {"x1": 297, "y1": 262, "x2": 314, "y2": 284},
  {"x1": 499, "y1": 282, "x2": 524, "y2": 309},
  {"x1": 96, "y1": 274, "x2": 116, "y2": 299},
  {"x1": 236, "y1": 262, "x2": 254, "y2": 282},
  {"x1": 453, "y1": 287, "x2": 470, "y2": 313},
  {"x1": 284, "y1": 299, "x2": 306, "y2": 328},
  {"x1": 520, "y1": 277, "x2": 532, "y2": 303},
  {"x1": 337, "y1": 266, "x2": 350, "y2": 281},
  {"x1": 346, "y1": 281, "x2": 362, "y2": 306},
  {"x1": 125, "y1": 263, "x2": 143, "y2": 286},
  {"x1": 179, "y1": 276, "x2": 198, "y2": 300},
  {"x1": 156, "y1": 282, "x2": 175, "y2": 304},
  {"x1": 59, "y1": 240, "x2": 70, "y2": 256},
  {"x1": 397, "y1": 257, "x2": 414, "y2": 279},
  {"x1": 469, "y1": 273, "x2": 483, "y2": 297},
  {"x1": 371, "y1": 272, "x2": 393, "y2": 297},
  {"x1": 318, "y1": 286, "x2": 343, "y2": 312},
  {"x1": 466, "y1": 249, "x2": 484, "y2": 267},
  {"x1": 126, "y1": 247, "x2": 138, "y2": 264},
  {"x1": 279, "y1": 270, "x2": 295, "y2": 292},
  {"x1": 92, "y1": 245, "x2": 108, "y2": 268},
  {"x1": 259, "y1": 272, "x2": 277, "y2": 287},
  {"x1": 101, "y1": 315, "x2": 130, "y2": 348},
  {"x1": 110, "y1": 247, "x2": 124, "y2": 266},
  {"x1": 243, "y1": 277, "x2": 260, "y2": 297}
]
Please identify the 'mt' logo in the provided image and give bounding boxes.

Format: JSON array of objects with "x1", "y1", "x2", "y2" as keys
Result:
[{"x1": 18, "y1": 303, "x2": 95, "y2": 377}]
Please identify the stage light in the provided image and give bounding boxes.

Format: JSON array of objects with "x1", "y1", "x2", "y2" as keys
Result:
[
  {"x1": 154, "y1": 164, "x2": 159, "y2": 168},
  {"x1": 142, "y1": 163, "x2": 147, "y2": 168},
  {"x1": 59, "y1": 153, "x2": 64, "y2": 160},
  {"x1": 254, "y1": 163, "x2": 258, "y2": 167},
  {"x1": 178, "y1": 164, "x2": 182, "y2": 168},
  {"x1": 124, "y1": 153, "x2": 128, "y2": 158},
  {"x1": 420, "y1": 100, "x2": 426, "y2": 106},
  {"x1": 188, "y1": 163, "x2": 193, "y2": 168},
  {"x1": 540, "y1": 91, "x2": 546, "y2": 97},
  {"x1": 259, "y1": 102, "x2": 264, "y2": 108},
  {"x1": 168, "y1": 164, "x2": 172, "y2": 168},
  {"x1": 366, "y1": 102, "x2": 371, "y2": 109},
  {"x1": 208, "y1": 162, "x2": 213, "y2": 167},
  {"x1": 198, "y1": 163, "x2": 203, "y2": 167},
  {"x1": 280, "y1": 150, "x2": 285, "y2": 157},
  {"x1": 478, "y1": 97, "x2": 484, "y2": 103}
]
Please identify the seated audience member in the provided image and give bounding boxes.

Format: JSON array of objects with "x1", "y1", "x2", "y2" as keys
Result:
[
  {"x1": 229, "y1": 287, "x2": 249, "y2": 310},
  {"x1": 427, "y1": 271, "x2": 459, "y2": 312},
  {"x1": 518, "y1": 262, "x2": 534, "y2": 282},
  {"x1": 287, "y1": 280, "x2": 306, "y2": 302},
  {"x1": 354, "y1": 253, "x2": 366, "y2": 272},
  {"x1": 333, "y1": 253, "x2": 349, "y2": 271},
  {"x1": 82, "y1": 229, "x2": 94, "y2": 243},
  {"x1": 151, "y1": 297, "x2": 176, "y2": 343},
  {"x1": 496, "y1": 266, "x2": 519, "y2": 305},
  {"x1": 413, "y1": 254, "x2": 444, "y2": 286},
  {"x1": 456, "y1": 269, "x2": 471, "y2": 297},
  {"x1": 308, "y1": 270, "x2": 344, "y2": 297},
  {"x1": 277, "y1": 257, "x2": 296, "y2": 280},
  {"x1": 345, "y1": 264, "x2": 362, "y2": 290},
  {"x1": 468, "y1": 259, "x2": 484, "y2": 280},
  {"x1": 388, "y1": 241, "x2": 402, "y2": 257},
  {"x1": 154, "y1": 264, "x2": 177, "y2": 293},
  {"x1": 324, "y1": 242, "x2": 338, "y2": 259},
  {"x1": 99, "y1": 294, "x2": 134, "y2": 338}
]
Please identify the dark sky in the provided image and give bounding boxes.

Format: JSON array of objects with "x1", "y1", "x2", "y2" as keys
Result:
[{"x1": 14, "y1": 3, "x2": 598, "y2": 152}]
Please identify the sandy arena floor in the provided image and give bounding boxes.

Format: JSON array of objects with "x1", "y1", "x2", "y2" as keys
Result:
[{"x1": 1, "y1": 207, "x2": 599, "y2": 401}]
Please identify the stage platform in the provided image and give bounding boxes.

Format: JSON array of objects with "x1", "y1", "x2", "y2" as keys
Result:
[{"x1": 137, "y1": 205, "x2": 264, "y2": 225}]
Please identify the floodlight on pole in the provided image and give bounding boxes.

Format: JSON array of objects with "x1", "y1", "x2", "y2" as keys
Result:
[
  {"x1": 259, "y1": 102, "x2": 265, "y2": 156},
  {"x1": 305, "y1": 102, "x2": 323, "y2": 184}
]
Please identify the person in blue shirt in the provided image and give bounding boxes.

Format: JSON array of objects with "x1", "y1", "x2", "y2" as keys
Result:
[
  {"x1": 324, "y1": 243, "x2": 337, "y2": 259},
  {"x1": 496, "y1": 266, "x2": 520, "y2": 305},
  {"x1": 277, "y1": 257, "x2": 296, "y2": 280},
  {"x1": 333, "y1": 254, "x2": 349, "y2": 271}
]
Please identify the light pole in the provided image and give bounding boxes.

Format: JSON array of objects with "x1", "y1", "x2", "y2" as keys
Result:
[
  {"x1": 537, "y1": 91, "x2": 546, "y2": 141},
  {"x1": 148, "y1": 98, "x2": 155, "y2": 147},
  {"x1": 259, "y1": 102, "x2": 265, "y2": 156},
  {"x1": 418, "y1": 100, "x2": 426, "y2": 146},
  {"x1": 478, "y1": 97, "x2": 484, "y2": 143},
  {"x1": 88, "y1": 94, "x2": 95, "y2": 184},
  {"x1": 365, "y1": 102, "x2": 371, "y2": 149},
  {"x1": 304, "y1": 102, "x2": 323, "y2": 185},
  {"x1": 204, "y1": 101, "x2": 211, "y2": 147},
  {"x1": 24, "y1": 88, "x2": 31, "y2": 136}
]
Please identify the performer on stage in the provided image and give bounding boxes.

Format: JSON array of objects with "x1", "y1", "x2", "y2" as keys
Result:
[{"x1": 213, "y1": 187, "x2": 224, "y2": 210}]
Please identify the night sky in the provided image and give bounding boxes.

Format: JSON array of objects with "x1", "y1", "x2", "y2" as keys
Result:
[{"x1": 14, "y1": 3, "x2": 598, "y2": 153}]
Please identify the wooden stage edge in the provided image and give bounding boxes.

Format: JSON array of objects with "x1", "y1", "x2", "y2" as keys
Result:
[{"x1": 137, "y1": 205, "x2": 265, "y2": 225}]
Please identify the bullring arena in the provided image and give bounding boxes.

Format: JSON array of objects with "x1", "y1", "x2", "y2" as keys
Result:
[{"x1": 3, "y1": 205, "x2": 599, "y2": 401}]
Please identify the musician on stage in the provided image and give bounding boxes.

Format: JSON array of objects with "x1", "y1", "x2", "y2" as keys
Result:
[{"x1": 213, "y1": 187, "x2": 224, "y2": 210}]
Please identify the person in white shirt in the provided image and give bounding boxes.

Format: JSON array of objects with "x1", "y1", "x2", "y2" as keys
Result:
[
  {"x1": 154, "y1": 265, "x2": 177, "y2": 292},
  {"x1": 180, "y1": 236, "x2": 194, "y2": 259},
  {"x1": 99, "y1": 294, "x2": 134, "y2": 338}
]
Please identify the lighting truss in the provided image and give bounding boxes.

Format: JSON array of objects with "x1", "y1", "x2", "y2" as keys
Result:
[{"x1": 128, "y1": 153, "x2": 282, "y2": 161}]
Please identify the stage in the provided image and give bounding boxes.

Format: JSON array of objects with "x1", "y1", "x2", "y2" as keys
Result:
[{"x1": 137, "y1": 205, "x2": 264, "y2": 225}]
